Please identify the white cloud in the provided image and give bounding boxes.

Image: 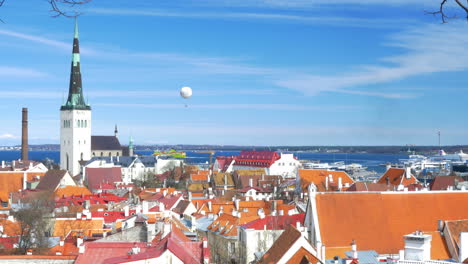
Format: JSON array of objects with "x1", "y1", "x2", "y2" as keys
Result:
[
  {"x1": 275, "y1": 22, "x2": 468, "y2": 98},
  {"x1": 0, "y1": 133, "x2": 18, "y2": 139},
  {"x1": 0, "y1": 29, "x2": 98, "y2": 55},
  {"x1": 95, "y1": 103, "x2": 362, "y2": 111},
  {"x1": 86, "y1": 8, "x2": 418, "y2": 28},
  {"x1": 0, "y1": 66, "x2": 48, "y2": 78}
]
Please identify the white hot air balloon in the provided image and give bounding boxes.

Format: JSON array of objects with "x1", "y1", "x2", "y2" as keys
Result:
[
  {"x1": 180, "y1": 86, "x2": 192, "y2": 99},
  {"x1": 180, "y1": 86, "x2": 192, "y2": 107}
]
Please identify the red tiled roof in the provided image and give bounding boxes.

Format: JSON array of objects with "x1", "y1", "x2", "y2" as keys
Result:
[
  {"x1": 77, "y1": 226, "x2": 206, "y2": 264},
  {"x1": 215, "y1": 156, "x2": 235, "y2": 172},
  {"x1": 315, "y1": 192, "x2": 468, "y2": 255},
  {"x1": 234, "y1": 151, "x2": 280, "y2": 168},
  {"x1": 86, "y1": 167, "x2": 122, "y2": 189},
  {"x1": 430, "y1": 176, "x2": 464, "y2": 191},
  {"x1": 242, "y1": 214, "x2": 305, "y2": 230}
]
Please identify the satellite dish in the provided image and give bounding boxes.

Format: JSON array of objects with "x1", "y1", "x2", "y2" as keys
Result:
[{"x1": 180, "y1": 86, "x2": 192, "y2": 99}]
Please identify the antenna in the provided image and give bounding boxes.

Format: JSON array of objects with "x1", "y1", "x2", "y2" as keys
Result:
[{"x1": 438, "y1": 131, "x2": 441, "y2": 149}]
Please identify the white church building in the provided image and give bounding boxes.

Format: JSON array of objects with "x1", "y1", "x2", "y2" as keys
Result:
[{"x1": 60, "y1": 20, "x2": 92, "y2": 177}]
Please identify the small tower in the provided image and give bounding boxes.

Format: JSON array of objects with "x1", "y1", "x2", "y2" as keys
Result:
[
  {"x1": 114, "y1": 124, "x2": 118, "y2": 138},
  {"x1": 129, "y1": 136, "x2": 134, "y2": 156},
  {"x1": 60, "y1": 19, "x2": 91, "y2": 176}
]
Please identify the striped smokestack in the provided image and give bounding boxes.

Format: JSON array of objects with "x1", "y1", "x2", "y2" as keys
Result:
[{"x1": 21, "y1": 107, "x2": 28, "y2": 161}]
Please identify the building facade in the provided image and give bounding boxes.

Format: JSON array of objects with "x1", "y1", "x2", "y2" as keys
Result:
[{"x1": 60, "y1": 20, "x2": 92, "y2": 177}]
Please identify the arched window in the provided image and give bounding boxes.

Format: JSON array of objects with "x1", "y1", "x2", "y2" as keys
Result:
[
  {"x1": 109, "y1": 152, "x2": 112, "y2": 157},
  {"x1": 93, "y1": 152, "x2": 95, "y2": 157},
  {"x1": 116, "y1": 152, "x2": 120, "y2": 156},
  {"x1": 101, "y1": 152, "x2": 104, "y2": 156},
  {"x1": 66, "y1": 154, "x2": 69, "y2": 170},
  {"x1": 81, "y1": 152, "x2": 83, "y2": 160},
  {"x1": 84, "y1": 120, "x2": 87, "y2": 128}
]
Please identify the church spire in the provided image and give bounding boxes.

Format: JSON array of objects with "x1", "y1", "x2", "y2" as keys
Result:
[{"x1": 61, "y1": 18, "x2": 90, "y2": 111}]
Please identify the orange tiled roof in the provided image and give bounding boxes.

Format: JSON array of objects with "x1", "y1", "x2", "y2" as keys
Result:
[
  {"x1": 299, "y1": 169, "x2": 354, "y2": 192},
  {"x1": 377, "y1": 168, "x2": 417, "y2": 187},
  {"x1": 0, "y1": 191, "x2": 8, "y2": 201},
  {"x1": 315, "y1": 192, "x2": 468, "y2": 255},
  {"x1": 0, "y1": 219, "x2": 21, "y2": 236},
  {"x1": 426, "y1": 231, "x2": 451, "y2": 260},
  {"x1": 55, "y1": 186, "x2": 92, "y2": 198},
  {"x1": 0, "y1": 172, "x2": 46, "y2": 195},
  {"x1": 325, "y1": 246, "x2": 351, "y2": 259},
  {"x1": 287, "y1": 246, "x2": 321, "y2": 264},
  {"x1": 49, "y1": 241, "x2": 79, "y2": 256},
  {"x1": 53, "y1": 218, "x2": 105, "y2": 238}
]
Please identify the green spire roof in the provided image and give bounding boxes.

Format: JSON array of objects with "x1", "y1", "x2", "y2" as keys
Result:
[{"x1": 61, "y1": 19, "x2": 90, "y2": 111}]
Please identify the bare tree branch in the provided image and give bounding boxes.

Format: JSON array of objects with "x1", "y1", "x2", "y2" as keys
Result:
[
  {"x1": 426, "y1": 0, "x2": 468, "y2": 23},
  {"x1": 48, "y1": 0, "x2": 92, "y2": 18}
]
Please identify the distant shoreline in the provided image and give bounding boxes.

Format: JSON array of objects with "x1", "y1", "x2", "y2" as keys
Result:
[{"x1": 1, "y1": 144, "x2": 467, "y2": 155}]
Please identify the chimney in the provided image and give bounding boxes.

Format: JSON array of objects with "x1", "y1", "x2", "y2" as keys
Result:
[
  {"x1": 124, "y1": 205, "x2": 129, "y2": 217},
  {"x1": 404, "y1": 231, "x2": 432, "y2": 261},
  {"x1": 235, "y1": 199, "x2": 240, "y2": 210},
  {"x1": 317, "y1": 241, "x2": 322, "y2": 261},
  {"x1": 249, "y1": 178, "x2": 253, "y2": 187},
  {"x1": 326, "y1": 176, "x2": 329, "y2": 191},
  {"x1": 460, "y1": 232, "x2": 468, "y2": 263},
  {"x1": 437, "y1": 220, "x2": 445, "y2": 232},
  {"x1": 338, "y1": 177, "x2": 343, "y2": 190},
  {"x1": 142, "y1": 200, "x2": 149, "y2": 214},
  {"x1": 386, "y1": 176, "x2": 390, "y2": 186},
  {"x1": 406, "y1": 167, "x2": 412, "y2": 179},
  {"x1": 22, "y1": 172, "x2": 27, "y2": 190},
  {"x1": 351, "y1": 240, "x2": 358, "y2": 259},
  {"x1": 21, "y1": 108, "x2": 28, "y2": 161},
  {"x1": 188, "y1": 192, "x2": 192, "y2": 201},
  {"x1": 77, "y1": 236, "x2": 85, "y2": 253},
  {"x1": 207, "y1": 201, "x2": 212, "y2": 212}
]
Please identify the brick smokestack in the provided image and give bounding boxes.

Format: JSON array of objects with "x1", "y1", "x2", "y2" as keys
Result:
[{"x1": 21, "y1": 108, "x2": 28, "y2": 161}]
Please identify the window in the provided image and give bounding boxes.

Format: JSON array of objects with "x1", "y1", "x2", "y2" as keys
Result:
[
  {"x1": 93, "y1": 152, "x2": 95, "y2": 157},
  {"x1": 101, "y1": 152, "x2": 104, "y2": 156},
  {"x1": 1, "y1": 201, "x2": 8, "y2": 208},
  {"x1": 230, "y1": 242, "x2": 236, "y2": 255},
  {"x1": 116, "y1": 152, "x2": 119, "y2": 156},
  {"x1": 84, "y1": 120, "x2": 87, "y2": 128},
  {"x1": 109, "y1": 152, "x2": 112, "y2": 157},
  {"x1": 81, "y1": 153, "x2": 83, "y2": 161}
]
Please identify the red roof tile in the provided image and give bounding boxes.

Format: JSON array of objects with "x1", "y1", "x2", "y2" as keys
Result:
[
  {"x1": 86, "y1": 167, "x2": 122, "y2": 190},
  {"x1": 242, "y1": 214, "x2": 305, "y2": 230}
]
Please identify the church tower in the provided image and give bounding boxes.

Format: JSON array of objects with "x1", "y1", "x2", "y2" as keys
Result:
[{"x1": 60, "y1": 19, "x2": 91, "y2": 176}]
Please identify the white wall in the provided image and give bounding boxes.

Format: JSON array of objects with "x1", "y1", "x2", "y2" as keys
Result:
[
  {"x1": 240, "y1": 228, "x2": 283, "y2": 264},
  {"x1": 460, "y1": 232, "x2": 468, "y2": 263},
  {"x1": 269, "y1": 154, "x2": 300, "y2": 178},
  {"x1": 60, "y1": 109, "x2": 91, "y2": 176}
]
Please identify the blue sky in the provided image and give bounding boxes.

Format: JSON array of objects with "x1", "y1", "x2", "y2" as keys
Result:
[{"x1": 0, "y1": 0, "x2": 467, "y2": 146}]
